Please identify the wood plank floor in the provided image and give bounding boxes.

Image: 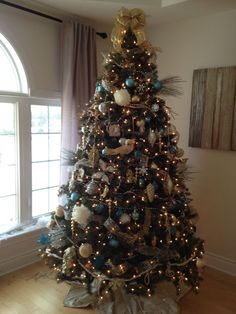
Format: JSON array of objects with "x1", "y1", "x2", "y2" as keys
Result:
[{"x1": 0, "y1": 261, "x2": 235, "y2": 314}]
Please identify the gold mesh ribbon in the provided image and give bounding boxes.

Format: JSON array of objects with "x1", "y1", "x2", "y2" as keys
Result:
[{"x1": 111, "y1": 7, "x2": 146, "y2": 51}]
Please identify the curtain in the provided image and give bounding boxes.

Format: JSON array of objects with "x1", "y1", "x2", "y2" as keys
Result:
[{"x1": 60, "y1": 20, "x2": 97, "y2": 183}]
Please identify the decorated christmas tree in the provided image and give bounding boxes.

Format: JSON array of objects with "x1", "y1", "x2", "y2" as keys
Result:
[{"x1": 39, "y1": 7, "x2": 204, "y2": 306}]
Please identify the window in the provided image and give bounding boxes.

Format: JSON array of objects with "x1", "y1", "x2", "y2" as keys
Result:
[{"x1": 0, "y1": 33, "x2": 61, "y2": 234}]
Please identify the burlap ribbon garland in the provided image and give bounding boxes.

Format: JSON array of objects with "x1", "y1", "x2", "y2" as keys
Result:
[{"x1": 111, "y1": 7, "x2": 146, "y2": 50}]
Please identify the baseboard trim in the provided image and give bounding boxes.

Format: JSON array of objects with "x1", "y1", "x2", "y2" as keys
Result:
[
  {"x1": 0, "y1": 248, "x2": 41, "y2": 276},
  {"x1": 204, "y1": 251, "x2": 236, "y2": 276}
]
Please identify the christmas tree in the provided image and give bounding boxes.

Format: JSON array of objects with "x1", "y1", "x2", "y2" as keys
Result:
[{"x1": 39, "y1": 7, "x2": 204, "y2": 303}]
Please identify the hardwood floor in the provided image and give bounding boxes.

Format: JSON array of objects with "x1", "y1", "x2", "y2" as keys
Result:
[{"x1": 0, "y1": 261, "x2": 235, "y2": 314}]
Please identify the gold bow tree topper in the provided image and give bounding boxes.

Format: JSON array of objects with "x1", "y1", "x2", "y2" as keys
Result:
[{"x1": 111, "y1": 7, "x2": 147, "y2": 51}]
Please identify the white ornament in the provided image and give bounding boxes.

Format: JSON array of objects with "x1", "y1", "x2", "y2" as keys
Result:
[
  {"x1": 72, "y1": 204, "x2": 91, "y2": 226},
  {"x1": 79, "y1": 243, "x2": 93, "y2": 258},
  {"x1": 114, "y1": 89, "x2": 131, "y2": 106},
  {"x1": 120, "y1": 213, "x2": 131, "y2": 224}
]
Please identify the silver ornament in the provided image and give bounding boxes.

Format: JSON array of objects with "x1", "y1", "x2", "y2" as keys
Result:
[{"x1": 85, "y1": 180, "x2": 99, "y2": 195}]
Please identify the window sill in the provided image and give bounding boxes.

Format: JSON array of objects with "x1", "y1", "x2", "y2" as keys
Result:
[{"x1": 0, "y1": 215, "x2": 51, "y2": 241}]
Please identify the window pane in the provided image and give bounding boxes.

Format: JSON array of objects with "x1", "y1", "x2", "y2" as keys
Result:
[
  {"x1": 32, "y1": 189, "x2": 49, "y2": 217},
  {"x1": 0, "y1": 43, "x2": 19, "y2": 92},
  {"x1": 49, "y1": 134, "x2": 61, "y2": 160},
  {"x1": 32, "y1": 162, "x2": 49, "y2": 190},
  {"x1": 31, "y1": 105, "x2": 48, "y2": 133},
  {"x1": 49, "y1": 161, "x2": 60, "y2": 187},
  {"x1": 0, "y1": 196, "x2": 17, "y2": 232},
  {"x1": 0, "y1": 102, "x2": 18, "y2": 232},
  {"x1": 49, "y1": 106, "x2": 61, "y2": 133},
  {"x1": 49, "y1": 187, "x2": 59, "y2": 212},
  {"x1": 32, "y1": 134, "x2": 49, "y2": 162}
]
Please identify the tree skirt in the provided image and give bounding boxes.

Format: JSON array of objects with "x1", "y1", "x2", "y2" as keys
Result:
[{"x1": 63, "y1": 280, "x2": 190, "y2": 313}]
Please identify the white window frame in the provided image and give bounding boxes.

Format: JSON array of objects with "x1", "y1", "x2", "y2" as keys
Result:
[{"x1": 0, "y1": 94, "x2": 61, "y2": 233}]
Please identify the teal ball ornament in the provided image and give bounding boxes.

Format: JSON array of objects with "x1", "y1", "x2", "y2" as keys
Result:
[
  {"x1": 139, "y1": 178, "x2": 145, "y2": 188},
  {"x1": 125, "y1": 77, "x2": 135, "y2": 88},
  {"x1": 145, "y1": 116, "x2": 151, "y2": 123},
  {"x1": 70, "y1": 192, "x2": 80, "y2": 202},
  {"x1": 96, "y1": 84, "x2": 103, "y2": 93},
  {"x1": 134, "y1": 150, "x2": 142, "y2": 159},
  {"x1": 153, "y1": 80, "x2": 162, "y2": 91},
  {"x1": 93, "y1": 255, "x2": 105, "y2": 270},
  {"x1": 37, "y1": 234, "x2": 50, "y2": 245},
  {"x1": 169, "y1": 146, "x2": 177, "y2": 154},
  {"x1": 95, "y1": 203, "x2": 105, "y2": 214},
  {"x1": 109, "y1": 238, "x2": 119, "y2": 248}
]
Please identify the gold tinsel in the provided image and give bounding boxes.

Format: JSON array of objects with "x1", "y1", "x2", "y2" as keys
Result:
[{"x1": 111, "y1": 7, "x2": 146, "y2": 51}]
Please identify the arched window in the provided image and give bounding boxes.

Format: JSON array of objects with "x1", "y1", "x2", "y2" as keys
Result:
[
  {"x1": 0, "y1": 33, "x2": 28, "y2": 93},
  {"x1": 0, "y1": 32, "x2": 61, "y2": 235}
]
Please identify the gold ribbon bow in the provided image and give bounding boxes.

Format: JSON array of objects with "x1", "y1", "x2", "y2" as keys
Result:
[{"x1": 111, "y1": 7, "x2": 146, "y2": 51}]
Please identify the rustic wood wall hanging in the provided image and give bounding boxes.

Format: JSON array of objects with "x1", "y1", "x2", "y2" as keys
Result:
[{"x1": 189, "y1": 66, "x2": 236, "y2": 151}]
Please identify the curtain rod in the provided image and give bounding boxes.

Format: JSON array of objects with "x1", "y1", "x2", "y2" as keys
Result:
[{"x1": 0, "y1": 0, "x2": 108, "y2": 39}]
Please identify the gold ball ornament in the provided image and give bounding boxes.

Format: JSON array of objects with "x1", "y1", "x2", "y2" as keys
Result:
[
  {"x1": 79, "y1": 243, "x2": 93, "y2": 258},
  {"x1": 176, "y1": 148, "x2": 184, "y2": 157},
  {"x1": 131, "y1": 95, "x2": 140, "y2": 103},
  {"x1": 55, "y1": 205, "x2": 64, "y2": 218}
]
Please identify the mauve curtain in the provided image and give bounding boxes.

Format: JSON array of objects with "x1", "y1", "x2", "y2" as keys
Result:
[{"x1": 60, "y1": 20, "x2": 97, "y2": 183}]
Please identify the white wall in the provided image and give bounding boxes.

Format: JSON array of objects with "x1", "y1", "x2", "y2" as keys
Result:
[
  {"x1": 149, "y1": 9, "x2": 236, "y2": 275},
  {"x1": 0, "y1": 4, "x2": 61, "y2": 97}
]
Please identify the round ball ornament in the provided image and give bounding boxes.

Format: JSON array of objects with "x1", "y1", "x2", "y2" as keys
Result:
[
  {"x1": 134, "y1": 150, "x2": 142, "y2": 159},
  {"x1": 98, "y1": 102, "x2": 108, "y2": 113},
  {"x1": 96, "y1": 84, "x2": 103, "y2": 93},
  {"x1": 120, "y1": 213, "x2": 131, "y2": 224},
  {"x1": 95, "y1": 203, "x2": 106, "y2": 214},
  {"x1": 169, "y1": 145, "x2": 177, "y2": 154},
  {"x1": 114, "y1": 89, "x2": 131, "y2": 106},
  {"x1": 70, "y1": 192, "x2": 80, "y2": 202},
  {"x1": 151, "y1": 103, "x2": 159, "y2": 112},
  {"x1": 125, "y1": 77, "x2": 135, "y2": 88},
  {"x1": 109, "y1": 238, "x2": 119, "y2": 248},
  {"x1": 145, "y1": 116, "x2": 151, "y2": 123},
  {"x1": 102, "y1": 147, "x2": 108, "y2": 155},
  {"x1": 55, "y1": 205, "x2": 64, "y2": 218},
  {"x1": 86, "y1": 180, "x2": 99, "y2": 195},
  {"x1": 153, "y1": 80, "x2": 162, "y2": 91},
  {"x1": 93, "y1": 255, "x2": 105, "y2": 270},
  {"x1": 131, "y1": 95, "x2": 140, "y2": 103},
  {"x1": 79, "y1": 243, "x2": 93, "y2": 258}
]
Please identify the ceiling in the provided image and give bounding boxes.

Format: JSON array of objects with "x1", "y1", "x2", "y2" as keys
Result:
[{"x1": 17, "y1": 0, "x2": 236, "y2": 27}]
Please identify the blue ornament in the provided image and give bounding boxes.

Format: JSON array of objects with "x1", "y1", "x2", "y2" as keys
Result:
[
  {"x1": 169, "y1": 146, "x2": 177, "y2": 154},
  {"x1": 139, "y1": 178, "x2": 145, "y2": 187},
  {"x1": 125, "y1": 77, "x2": 135, "y2": 88},
  {"x1": 115, "y1": 207, "x2": 123, "y2": 217},
  {"x1": 171, "y1": 226, "x2": 177, "y2": 235},
  {"x1": 70, "y1": 192, "x2": 80, "y2": 202},
  {"x1": 95, "y1": 203, "x2": 105, "y2": 214},
  {"x1": 145, "y1": 116, "x2": 151, "y2": 123},
  {"x1": 159, "y1": 127, "x2": 165, "y2": 134},
  {"x1": 96, "y1": 84, "x2": 103, "y2": 93},
  {"x1": 153, "y1": 80, "x2": 162, "y2": 91},
  {"x1": 152, "y1": 181, "x2": 159, "y2": 190},
  {"x1": 93, "y1": 256, "x2": 105, "y2": 270},
  {"x1": 37, "y1": 234, "x2": 50, "y2": 245},
  {"x1": 109, "y1": 238, "x2": 119, "y2": 248},
  {"x1": 134, "y1": 150, "x2": 142, "y2": 159}
]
